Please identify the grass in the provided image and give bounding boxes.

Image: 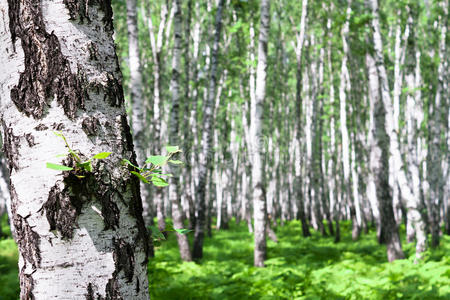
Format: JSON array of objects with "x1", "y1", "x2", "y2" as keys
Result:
[
  {"x1": 0, "y1": 215, "x2": 449, "y2": 299},
  {"x1": 150, "y1": 221, "x2": 450, "y2": 299}
]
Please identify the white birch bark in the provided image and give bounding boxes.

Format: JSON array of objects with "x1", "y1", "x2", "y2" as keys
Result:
[
  {"x1": 325, "y1": 4, "x2": 340, "y2": 241},
  {"x1": 126, "y1": 0, "x2": 152, "y2": 226},
  {"x1": 252, "y1": 0, "x2": 270, "y2": 267},
  {"x1": 168, "y1": 0, "x2": 192, "y2": 262},
  {"x1": 402, "y1": 9, "x2": 427, "y2": 260},
  {"x1": 143, "y1": 0, "x2": 170, "y2": 232},
  {"x1": 339, "y1": 0, "x2": 354, "y2": 235},
  {"x1": 427, "y1": 0, "x2": 448, "y2": 247},
  {"x1": 0, "y1": 1, "x2": 150, "y2": 298},
  {"x1": 193, "y1": 0, "x2": 225, "y2": 260},
  {"x1": 368, "y1": 0, "x2": 405, "y2": 261}
]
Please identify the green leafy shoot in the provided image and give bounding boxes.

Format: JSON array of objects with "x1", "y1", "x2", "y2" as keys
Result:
[
  {"x1": 127, "y1": 145, "x2": 183, "y2": 188},
  {"x1": 46, "y1": 132, "x2": 112, "y2": 174},
  {"x1": 150, "y1": 223, "x2": 192, "y2": 247},
  {"x1": 46, "y1": 163, "x2": 73, "y2": 171}
]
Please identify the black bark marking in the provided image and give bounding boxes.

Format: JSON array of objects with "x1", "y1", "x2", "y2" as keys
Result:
[
  {"x1": 20, "y1": 273, "x2": 35, "y2": 300},
  {"x1": 10, "y1": 184, "x2": 39, "y2": 299},
  {"x1": 113, "y1": 238, "x2": 135, "y2": 283},
  {"x1": 87, "y1": 42, "x2": 99, "y2": 60},
  {"x1": 34, "y1": 124, "x2": 48, "y2": 131},
  {"x1": 64, "y1": 0, "x2": 114, "y2": 32},
  {"x1": 43, "y1": 164, "x2": 123, "y2": 238},
  {"x1": 25, "y1": 133, "x2": 36, "y2": 147},
  {"x1": 95, "y1": 184, "x2": 120, "y2": 230},
  {"x1": 136, "y1": 278, "x2": 140, "y2": 293},
  {"x1": 86, "y1": 283, "x2": 95, "y2": 300},
  {"x1": 7, "y1": 0, "x2": 86, "y2": 119},
  {"x1": 6, "y1": 0, "x2": 19, "y2": 48},
  {"x1": 103, "y1": 74, "x2": 124, "y2": 107},
  {"x1": 1, "y1": 122, "x2": 21, "y2": 171},
  {"x1": 120, "y1": 115, "x2": 135, "y2": 153},
  {"x1": 52, "y1": 123, "x2": 66, "y2": 131},
  {"x1": 44, "y1": 182, "x2": 82, "y2": 240},
  {"x1": 105, "y1": 278, "x2": 122, "y2": 299},
  {"x1": 119, "y1": 114, "x2": 151, "y2": 258},
  {"x1": 82, "y1": 116, "x2": 100, "y2": 136},
  {"x1": 10, "y1": 185, "x2": 41, "y2": 269}
]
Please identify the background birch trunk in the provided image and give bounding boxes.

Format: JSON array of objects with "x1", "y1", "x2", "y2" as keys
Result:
[
  {"x1": 368, "y1": 0, "x2": 405, "y2": 261},
  {"x1": 126, "y1": 0, "x2": 152, "y2": 227},
  {"x1": 168, "y1": 0, "x2": 192, "y2": 262},
  {"x1": 193, "y1": 0, "x2": 225, "y2": 260},
  {"x1": 252, "y1": 0, "x2": 270, "y2": 267},
  {"x1": 143, "y1": 0, "x2": 170, "y2": 233}
]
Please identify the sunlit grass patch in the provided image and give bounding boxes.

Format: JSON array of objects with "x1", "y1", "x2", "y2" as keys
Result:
[{"x1": 150, "y1": 221, "x2": 450, "y2": 299}]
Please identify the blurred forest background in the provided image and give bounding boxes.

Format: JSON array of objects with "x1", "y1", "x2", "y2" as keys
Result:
[{"x1": 0, "y1": 0, "x2": 449, "y2": 299}]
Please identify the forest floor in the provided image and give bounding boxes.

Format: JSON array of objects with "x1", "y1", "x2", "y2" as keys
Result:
[{"x1": 0, "y1": 216, "x2": 449, "y2": 299}]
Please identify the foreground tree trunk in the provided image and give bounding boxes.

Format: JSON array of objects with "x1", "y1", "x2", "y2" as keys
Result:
[
  {"x1": 0, "y1": 1, "x2": 149, "y2": 298},
  {"x1": 252, "y1": 0, "x2": 270, "y2": 267}
]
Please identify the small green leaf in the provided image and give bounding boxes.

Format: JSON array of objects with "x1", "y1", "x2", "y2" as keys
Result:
[
  {"x1": 53, "y1": 131, "x2": 64, "y2": 138},
  {"x1": 146, "y1": 155, "x2": 167, "y2": 166},
  {"x1": 55, "y1": 153, "x2": 68, "y2": 158},
  {"x1": 131, "y1": 171, "x2": 150, "y2": 184},
  {"x1": 165, "y1": 224, "x2": 175, "y2": 231},
  {"x1": 122, "y1": 159, "x2": 141, "y2": 170},
  {"x1": 153, "y1": 240, "x2": 162, "y2": 247},
  {"x1": 168, "y1": 160, "x2": 183, "y2": 165},
  {"x1": 175, "y1": 228, "x2": 192, "y2": 235},
  {"x1": 165, "y1": 145, "x2": 181, "y2": 153},
  {"x1": 46, "y1": 163, "x2": 73, "y2": 171},
  {"x1": 151, "y1": 176, "x2": 169, "y2": 187},
  {"x1": 150, "y1": 226, "x2": 166, "y2": 240},
  {"x1": 77, "y1": 161, "x2": 93, "y2": 172},
  {"x1": 92, "y1": 152, "x2": 112, "y2": 159}
]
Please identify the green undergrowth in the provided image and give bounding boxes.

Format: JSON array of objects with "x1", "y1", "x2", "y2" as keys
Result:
[
  {"x1": 150, "y1": 221, "x2": 450, "y2": 300},
  {"x1": 0, "y1": 215, "x2": 449, "y2": 299},
  {"x1": 0, "y1": 214, "x2": 19, "y2": 300}
]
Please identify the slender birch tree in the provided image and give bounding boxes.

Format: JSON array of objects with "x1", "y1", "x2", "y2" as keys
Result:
[
  {"x1": 252, "y1": 0, "x2": 271, "y2": 267},
  {"x1": 193, "y1": 0, "x2": 226, "y2": 260},
  {"x1": 168, "y1": 0, "x2": 192, "y2": 262},
  {"x1": 368, "y1": 0, "x2": 405, "y2": 261}
]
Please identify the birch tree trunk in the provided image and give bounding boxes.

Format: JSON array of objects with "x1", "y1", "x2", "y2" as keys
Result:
[
  {"x1": 192, "y1": 0, "x2": 225, "y2": 260},
  {"x1": 0, "y1": 1, "x2": 150, "y2": 298},
  {"x1": 339, "y1": 0, "x2": 357, "y2": 239},
  {"x1": 293, "y1": 0, "x2": 310, "y2": 238},
  {"x1": 365, "y1": 51, "x2": 382, "y2": 241},
  {"x1": 427, "y1": 0, "x2": 448, "y2": 247},
  {"x1": 169, "y1": 0, "x2": 192, "y2": 262},
  {"x1": 404, "y1": 8, "x2": 427, "y2": 259},
  {"x1": 368, "y1": 0, "x2": 405, "y2": 261},
  {"x1": 252, "y1": 0, "x2": 270, "y2": 267},
  {"x1": 126, "y1": 0, "x2": 152, "y2": 227},
  {"x1": 143, "y1": 1, "x2": 169, "y2": 233}
]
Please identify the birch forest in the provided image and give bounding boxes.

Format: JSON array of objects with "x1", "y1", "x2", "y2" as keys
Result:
[{"x1": 0, "y1": 0, "x2": 449, "y2": 299}]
